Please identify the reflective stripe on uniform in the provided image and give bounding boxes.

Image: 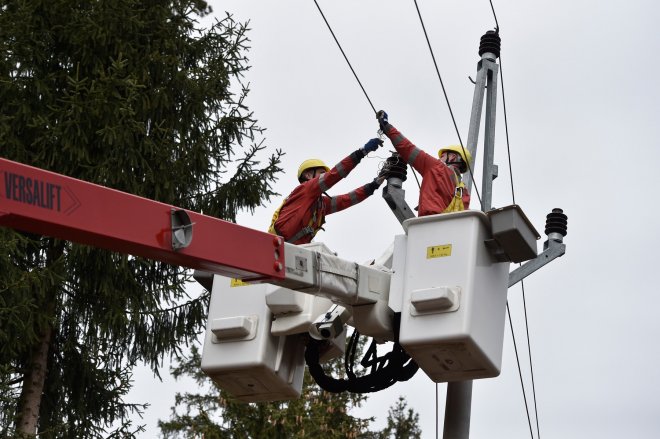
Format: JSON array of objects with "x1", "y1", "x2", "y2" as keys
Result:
[
  {"x1": 391, "y1": 133, "x2": 405, "y2": 145},
  {"x1": 330, "y1": 197, "x2": 338, "y2": 213},
  {"x1": 336, "y1": 162, "x2": 347, "y2": 178},
  {"x1": 349, "y1": 190, "x2": 358, "y2": 205},
  {"x1": 318, "y1": 174, "x2": 329, "y2": 192},
  {"x1": 407, "y1": 147, "x2": 421, "y2": 165}
]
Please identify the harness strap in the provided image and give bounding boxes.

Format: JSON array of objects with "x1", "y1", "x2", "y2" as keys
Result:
[
  {"x1": 285, "y1": 225, "x2": 316, "y2": 244},
  {"x1": 442, "y1": 171, "x2": 466, "y2": 213},
  {"x1": 269, "y1": 196, "x2": 326, "y2": 243}
]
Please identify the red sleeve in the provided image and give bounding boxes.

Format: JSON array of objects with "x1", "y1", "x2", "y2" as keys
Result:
[
  {"x1": 310, "y1": 150, "x2": 365, "y2": 194},
  {"x1": 383, "y1": 124, "x2": 436, "y2": 175},
  {"x1": 322, "y1": 180, "x2": 380, "y2": 215}
]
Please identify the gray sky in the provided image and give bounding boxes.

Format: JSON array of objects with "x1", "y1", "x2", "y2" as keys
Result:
[{"x1": 130, "y1": 1, "x2": 660, "y2": 437}]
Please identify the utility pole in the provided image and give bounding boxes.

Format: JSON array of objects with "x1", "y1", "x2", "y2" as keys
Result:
[{"x1": 443, "y1": 30, "x2": 501, "y2": 439}]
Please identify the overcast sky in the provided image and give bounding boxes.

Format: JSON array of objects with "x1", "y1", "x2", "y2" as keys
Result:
[{"x1": 130, "y1": 1, "x2": 660, "y2": 437}]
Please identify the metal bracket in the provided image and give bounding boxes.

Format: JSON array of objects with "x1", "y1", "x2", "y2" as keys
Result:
[
  {"x1": 508, "y1": 239, "x2": 566, "y2": 288},
  {"x1": 382, "y1": 179, "x2": 415, "y2": 226},
  {"x1": 171, "y1": 209, "x2": 193, "y2": 250}
]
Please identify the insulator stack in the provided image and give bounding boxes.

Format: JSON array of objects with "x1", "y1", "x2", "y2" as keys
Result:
[
  {"x1": 479, "y1": 30, "x2": 501, "y2": 59},
  {"x1": 384, "y1": 153, "x2": 408, "y2": 181},
  {"x1": 545, "y1": 208, "x2": 568, "y2": 237}
]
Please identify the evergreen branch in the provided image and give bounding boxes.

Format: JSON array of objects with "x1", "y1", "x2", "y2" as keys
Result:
[{"x1": 127, "y1": 291, "x2": 209, "y2": 316}]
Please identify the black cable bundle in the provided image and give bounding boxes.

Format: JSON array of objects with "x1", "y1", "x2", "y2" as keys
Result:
[{"x1": 305, "y1": 313, "x2": 418, "y2": 394}]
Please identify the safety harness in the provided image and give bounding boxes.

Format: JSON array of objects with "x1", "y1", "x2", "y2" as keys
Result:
[
  {"x1": 268, "y1": 195, "x2": 326, "y2": 244},
  {"x1": 442, "y1": 171, "x2": 466, "y2": 213}
]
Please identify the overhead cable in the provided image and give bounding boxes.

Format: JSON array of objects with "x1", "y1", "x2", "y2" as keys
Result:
[
  {"x1": 412, "y1": 0, "x2": 464, "y2": 146},
  {"x1": 312, "y1": 0, "x2": 424, "y2": 189},
  {"x1": 489, "y1": 0, "x2": 500, "y2": 32},
  {"x1": 507, "y1": 302, "x2": 536, "y2": 439},
  {"x1": 488, "y1": 0, "x2": 542, "y2": 432},
  {"x1": 412, "y1": 0, "x2": 482, "y2": 205},
  {"x1": 522, "y1": 284, "x2": 541, "y2": 439},
  {"x1": 502, "y1": 43, "x2": 541, "y2": 439},
  {"x1": 312, "y1": 0, "x2": 377, "y2": 114}
]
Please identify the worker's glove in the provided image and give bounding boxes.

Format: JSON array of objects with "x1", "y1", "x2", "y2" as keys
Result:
[
  {"x1": 376, "y1": 110, "x2": 389, "y2": 131},
  {"x1": 365, "y1": 178, "x2": 383, "y2": 195},
  {"x1": 377, "y1": 163, "x2": 392, "y2": 181},
  {"x1": 362, "y1": 138, "x2": 383, "y2": 154}
]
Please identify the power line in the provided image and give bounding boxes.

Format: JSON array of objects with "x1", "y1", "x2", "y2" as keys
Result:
[
  {"x1": 489, "y1": 0, "x2": 500, "y2": 32},
  {"x1": 408, "y1": 4, "x2": 540, "y2": 432},
  {"x1": 502, "y1": 44, "x2": 540, "y2": 439},
  {"x1": 522, "y1": 284, "x2": 541, "y2": 439},
  {"x1": 411, "y1": 1, "x2": 541, "y2": 435},
  {"x1": 312, "y1": 0, "x2": 426, "y2": 190},
  {"x1": 412, "y1": 0, "x2": 464, "y2": 146},
  {"x1": 492, "y1": 13, "x2": 543, "y2": 439},
  {"x1": 488, "y1": 0, "x2": 542, "y2": 434},
  {"x1": 507, "y1": 302, "x2": 536, "y2": 439},
  {"x1": 412, "y1": 0, "x2": 482, "y2": 206},
  {"x1": 500, "y1": 59, "x2": 516, "y2": 204},
  {"x1": 312, "y1": 0, "x2": 377, "y2": 114}
]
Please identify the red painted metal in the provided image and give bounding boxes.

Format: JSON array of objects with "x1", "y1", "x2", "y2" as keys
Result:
[{"x1": 0, "y1": 158, "x2": 285, "y2": 281}]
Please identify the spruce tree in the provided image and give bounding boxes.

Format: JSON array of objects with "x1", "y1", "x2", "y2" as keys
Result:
[
  {"x1": 159, "y1": 345, "x2": 374, "y2": 439},
  {"x1": 377, "y1": 397, "x2": 422, "y2": 439},
  {"x1": 0, "y1": 1, "x2": 282, "y2": 437},
  {"x1": 159, "y1": 341, "x2": 422, "y2": 438}
]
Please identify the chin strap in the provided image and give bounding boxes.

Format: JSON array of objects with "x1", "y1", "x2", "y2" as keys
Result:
[{"x1": 444, "y1": 160, "x2": 466, "y2": 173}]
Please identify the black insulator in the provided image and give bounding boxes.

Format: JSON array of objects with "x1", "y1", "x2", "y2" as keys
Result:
[
  {"x1": 383, "y1": 153, "x2": 408, "y2": 181},
  {"x1": 479, "y1": 30, "x2": 501, "y2": 58},
  {"x1": 545, "y1": 208, "x2": 568, "y2": 237}
]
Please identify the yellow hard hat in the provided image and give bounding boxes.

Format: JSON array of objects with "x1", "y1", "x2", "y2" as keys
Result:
[
  {"x1": 297, "y1": 159, "x2": 330, "y2": 182},
  {"x1": 438, "y1": 145, "x2": 473, "y2": 173}
]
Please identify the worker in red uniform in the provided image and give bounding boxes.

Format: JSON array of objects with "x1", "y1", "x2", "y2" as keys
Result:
[
  {"x1": 269, "y1": 138, "x2": 384, "y2": 244},
  {"x1": 376, "y1": 110, "x2": 472, "y2": 216}
]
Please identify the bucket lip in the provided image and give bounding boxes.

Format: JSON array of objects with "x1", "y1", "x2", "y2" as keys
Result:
[{"x1": 402, "y1": 210, "x2": 489, "y2": 233}]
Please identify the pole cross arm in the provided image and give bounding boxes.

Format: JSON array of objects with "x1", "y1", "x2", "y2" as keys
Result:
[{"x1": 508, "y1": 240, "x2": 566, "y2": 288}]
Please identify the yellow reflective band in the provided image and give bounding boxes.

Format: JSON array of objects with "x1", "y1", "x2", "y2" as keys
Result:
[{"x1": 426, "y1": 244, "x2": 452, "y2": 259}]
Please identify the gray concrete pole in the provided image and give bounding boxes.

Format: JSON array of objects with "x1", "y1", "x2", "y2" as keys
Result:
[
  {"x1": 442, "y1": 30, "x2": 501, "y2": 439},
  {"x1": 443, "y1": 381, "x2": 473, "y2": 439}
]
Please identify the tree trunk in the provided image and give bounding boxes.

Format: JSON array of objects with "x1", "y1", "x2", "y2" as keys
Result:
[
  {"x1": 16, "y1": 324, "x2": 53, "y2": 436},
  {"x1": 16, "y1": 241, "x2": 62, "y2": 436}
]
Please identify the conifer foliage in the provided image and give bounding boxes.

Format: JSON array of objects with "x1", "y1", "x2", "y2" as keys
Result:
[
  {"x1": 0, "y1": 1, "x2": 282, "y2": 436},
  {"x1": 159, "y1": 345, "x2": 422, "y2": 439}
]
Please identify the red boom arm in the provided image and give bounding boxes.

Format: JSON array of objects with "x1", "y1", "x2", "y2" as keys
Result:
[{"x1": 0, "y1": 158, "x2": 285, "y2": 281}]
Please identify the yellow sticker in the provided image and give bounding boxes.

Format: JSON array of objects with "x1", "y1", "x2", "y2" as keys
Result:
[
  {"x1": 427, "y1": 244, "x2": 452, "y2": 259},
  {"x1": 230, "y1": 278, "x2": 250, "y2": 287}
]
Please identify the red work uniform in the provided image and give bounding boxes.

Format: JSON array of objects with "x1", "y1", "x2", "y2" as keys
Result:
[
  {"x1": 382, "y1": 123, "x2": 470, "y2": 216},
  {"x1": 270, "y1": 150, "x2": 379, "y2": 245}
]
